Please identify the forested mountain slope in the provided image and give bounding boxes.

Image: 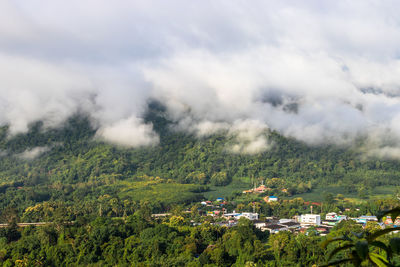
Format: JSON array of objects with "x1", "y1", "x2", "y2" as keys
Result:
[{"x1": 0, "y1": 104, "x2": 399, "y2": 216}]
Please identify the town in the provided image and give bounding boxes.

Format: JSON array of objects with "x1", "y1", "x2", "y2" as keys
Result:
[{"x1": 159, "y1": 190, "x2": 400, "y2": 236}]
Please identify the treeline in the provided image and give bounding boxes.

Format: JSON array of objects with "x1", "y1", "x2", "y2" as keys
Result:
[
  {"x1": 0, "y1": 210, "x2": 322, "y2": 266},
  {"x1": 2, "y1": 208, "x2": 400, "y2": 266}
]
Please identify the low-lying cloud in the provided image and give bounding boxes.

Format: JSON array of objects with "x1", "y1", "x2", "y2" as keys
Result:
[
  {"x1": 17, "y1": 146, "x2": 51, "y2": 160},
  {"x1": 2, "y1": 1, "x2": 400, "y2": 156}
]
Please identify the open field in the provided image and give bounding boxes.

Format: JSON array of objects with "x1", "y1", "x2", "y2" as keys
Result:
[
  {"x1": 287, "y1": 185, "x2": 398, "y2": 202},
  {"x1": 116, "y1": 179, "x2": 204, "y2": 205},
  {"x1": 203, "y1": 176, "x2": 252, "y2": 199}
]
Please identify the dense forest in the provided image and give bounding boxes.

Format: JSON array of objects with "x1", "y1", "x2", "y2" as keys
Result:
[
  {"x1": 1, "y1": 103, "x2": 400, "y2": 265},
  {"x1": 0, "y1": 103, "x2": 400, "y2": 214}
]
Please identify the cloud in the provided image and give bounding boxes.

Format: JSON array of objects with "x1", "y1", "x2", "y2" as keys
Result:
[
  {"x1": 96, "y1": 117, "x2": 159, "y2": 147},
  {"x1": 227, "y1": 120, "x2": 271, "y2": 154},
  {"x1": 2, "y1": 1, "x2": 400, "y2": 154},
  {"x1": 17, "y1": 146, "x2": 51, "y2": 160}
]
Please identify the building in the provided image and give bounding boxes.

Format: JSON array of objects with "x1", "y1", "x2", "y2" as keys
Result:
[
  {"x1": 322, "y1": 220, "x2": 339, "y2": 226},
  {"x1": 326, "y1": 212, "x2": 347, "y2": 221},
  {"x1": 213, "y1": 221, "x2": 237, "y2": 228},
  {"x1": 300, "y1": 214, "x2": 321, "y2": 226},
  {"x1": 315, "y1": 226, "x2": 331, "y2": 236},
  {"x1": 268, "y1": 196, "x2": 278, "y2": 202},
  {"x1": 207, "y1": 211, "x2": 215, "y2": 217},
  {"x1": 239, "y1": 212, "x2": 259, "y2": 220},
  {"x1": 279, "y1": 219, "x2": 294, "y2": 224},
  {"x1": 263, "y1": 224, "x2": 289, "y2": 234},
  {"x1": 222, "y1": 212, "x2": 259, "y2": 221},
  {"x1": 223, "y1": 213, "x2": 241, "y2": 219},
  {"x1": 280, "y1": 221, "x2": 301, "y2": 230},
  {"x1": 253, "y1": 220, "x2": 267, "y2": 229},
  {"x1": 254, "y1": 185, "x2": 267, "y2": 193},
  {"x1": 354, "y1": 216, "x2": 378, "y2": 224},
  {"x1": 325, "y1": 212, "x2": 337, "y2": 220}
]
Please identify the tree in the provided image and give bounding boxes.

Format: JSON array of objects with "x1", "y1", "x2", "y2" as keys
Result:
[
  {"x1": 210, "y1": 172, "x2": 230, "y2": 186},
  {"x1": 322, "y1": 207, "x2": 400, "y2": 266}
]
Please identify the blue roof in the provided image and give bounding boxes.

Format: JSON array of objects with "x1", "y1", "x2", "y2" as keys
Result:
[{"x1": 270, "y1": 196, "x2": 278, "y2": 198}]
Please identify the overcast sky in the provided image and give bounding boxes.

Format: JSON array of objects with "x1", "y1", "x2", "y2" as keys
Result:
[{"x1": 2, "y1": 1, "x2": 400, "y2": 156}]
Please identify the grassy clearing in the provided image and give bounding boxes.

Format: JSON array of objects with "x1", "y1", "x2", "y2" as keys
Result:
[
  {"x1": 116, "y1": 179, "x2": 204, "y2": 205},
  {"x1": 287, "y1": 185, "x2": 398, "y2": 202},
  {"x1": 203, "y1": 176, "x2": 252, "y2": 200}
]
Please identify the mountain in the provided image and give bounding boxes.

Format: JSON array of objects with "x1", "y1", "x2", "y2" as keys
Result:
[{"x1": 0, "y1": 103, "x2": 399, "y2": 217}]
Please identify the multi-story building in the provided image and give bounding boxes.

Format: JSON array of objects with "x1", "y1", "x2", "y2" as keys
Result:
[{"x1": 300, "y1": 214, "x2": 321, "y2": 226}]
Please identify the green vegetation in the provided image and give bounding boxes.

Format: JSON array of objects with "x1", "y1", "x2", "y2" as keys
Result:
[
  {"x1": 322, "y1": 207, "x2": 400, "y2": 266},
  {"x1": 1, "y1": 104, "x2": 400, "y2": 265}
]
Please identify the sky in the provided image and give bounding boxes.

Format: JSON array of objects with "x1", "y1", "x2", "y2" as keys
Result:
[{"x1": 2, "y1": 1, "x2": 400, "y2": 156}]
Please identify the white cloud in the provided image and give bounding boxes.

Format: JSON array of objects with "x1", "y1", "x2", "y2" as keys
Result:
[
  {"x1": 227, "y1": 120, "x2": 271, "y2": 154},
  {"x1": 2, "y1": 1, "x2": 400, "y2": 154},
  {"x1": 96, "y1": 117, "x2": 159, "y2": 147},
  {"x1": 17, "y1": 146, "x2": 51, "y2": 160}
]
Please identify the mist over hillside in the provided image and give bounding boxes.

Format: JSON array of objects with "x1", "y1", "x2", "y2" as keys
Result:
[
  {"x1": 2, "y1": 1, "x2": 400, "y2": 159},
  {"x1": 0, "y1": 107, "x2": 399, "y2": 195},
  {"x1": 4, "y1": 2, "x2": 400, "y2": 266}
]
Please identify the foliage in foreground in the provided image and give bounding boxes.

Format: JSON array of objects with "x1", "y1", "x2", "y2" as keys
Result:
[{"x1": 323, "y1": 207, "x2": 400, "y2": 266}]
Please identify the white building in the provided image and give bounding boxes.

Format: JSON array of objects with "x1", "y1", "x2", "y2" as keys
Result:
[
  {"x1": 268, "y1": 196, "x2": 278, "y2": 202},
  {"x1": 300, "y1": 214, "x2": 321, "y2": 226},
  {"x1": 253, "y1": 220, "x2": 267, "y2": 229},
  {"x1": 279, "y1": 219, "x2": 294, "y2": 224},
  {"x1": 325, "y1": 212, "x2": 337, "y2": 220},
  {"x1": 238, "y1": 212, "x2": 259, "y2": 220}
]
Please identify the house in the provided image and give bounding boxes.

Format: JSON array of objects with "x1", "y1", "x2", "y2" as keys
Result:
[
  {"x1": 325, "y1": 212, "x2": 338, "y2": 220},
  {"x1": 268, "y1": 196, "x2": 278, "y2": 202},
  {"x1": 253, "y1": 220, "x2": 267, "y2": 229},
  {"x1": 300, "y1": 214, "x2": 321, "y2": 226},
  {"x1": 223, "y1": 213, "x2": 241, "y2": 219},
  {"x1": 315, "y1": 226, "x2": 331, "y2": 236},
  {"x1": 214, "y1": 221, "x2": 237, "y2": 228},
  {"x1": 384, "y1": 217, "x2": 393, "y2": 225},
  {"x1": 322, "y1": 220, "x2": 339, "y2": 226},
  {"x1": 354, "y1": 216, "x2": 378, "y2": 224},
  {"x1": 254, "y1": 185, "x2": 267, "y2": 193},
  {"x1": 263, "y1": 224, "x2": 289, "y2": 234},
  {"x1": 216, "y1": 197, "x2": 224, "y2": 202},
  {"x1": 325, "y1": 212, "x2": 347, "y2": 221},
  {"x1": 279, "y1": 219, "x2": 294, "y2": 224},
  {"x1": 239, "y1": 212, "x2": 259, "y2": 221},
  {"x1": 213, "y1": 210, "x2": 221, "y2": 216},
  {"x1": 280, "y1": 221, "x2": 301, "y2": 230}
]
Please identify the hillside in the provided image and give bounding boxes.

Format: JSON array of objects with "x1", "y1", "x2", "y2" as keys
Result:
[
  {"x1": 0, "y1": 107, "x2": 400, "y2": 266},
  {"x1": 0, "y1": 104, "x2": 399, "y2": 219}
]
